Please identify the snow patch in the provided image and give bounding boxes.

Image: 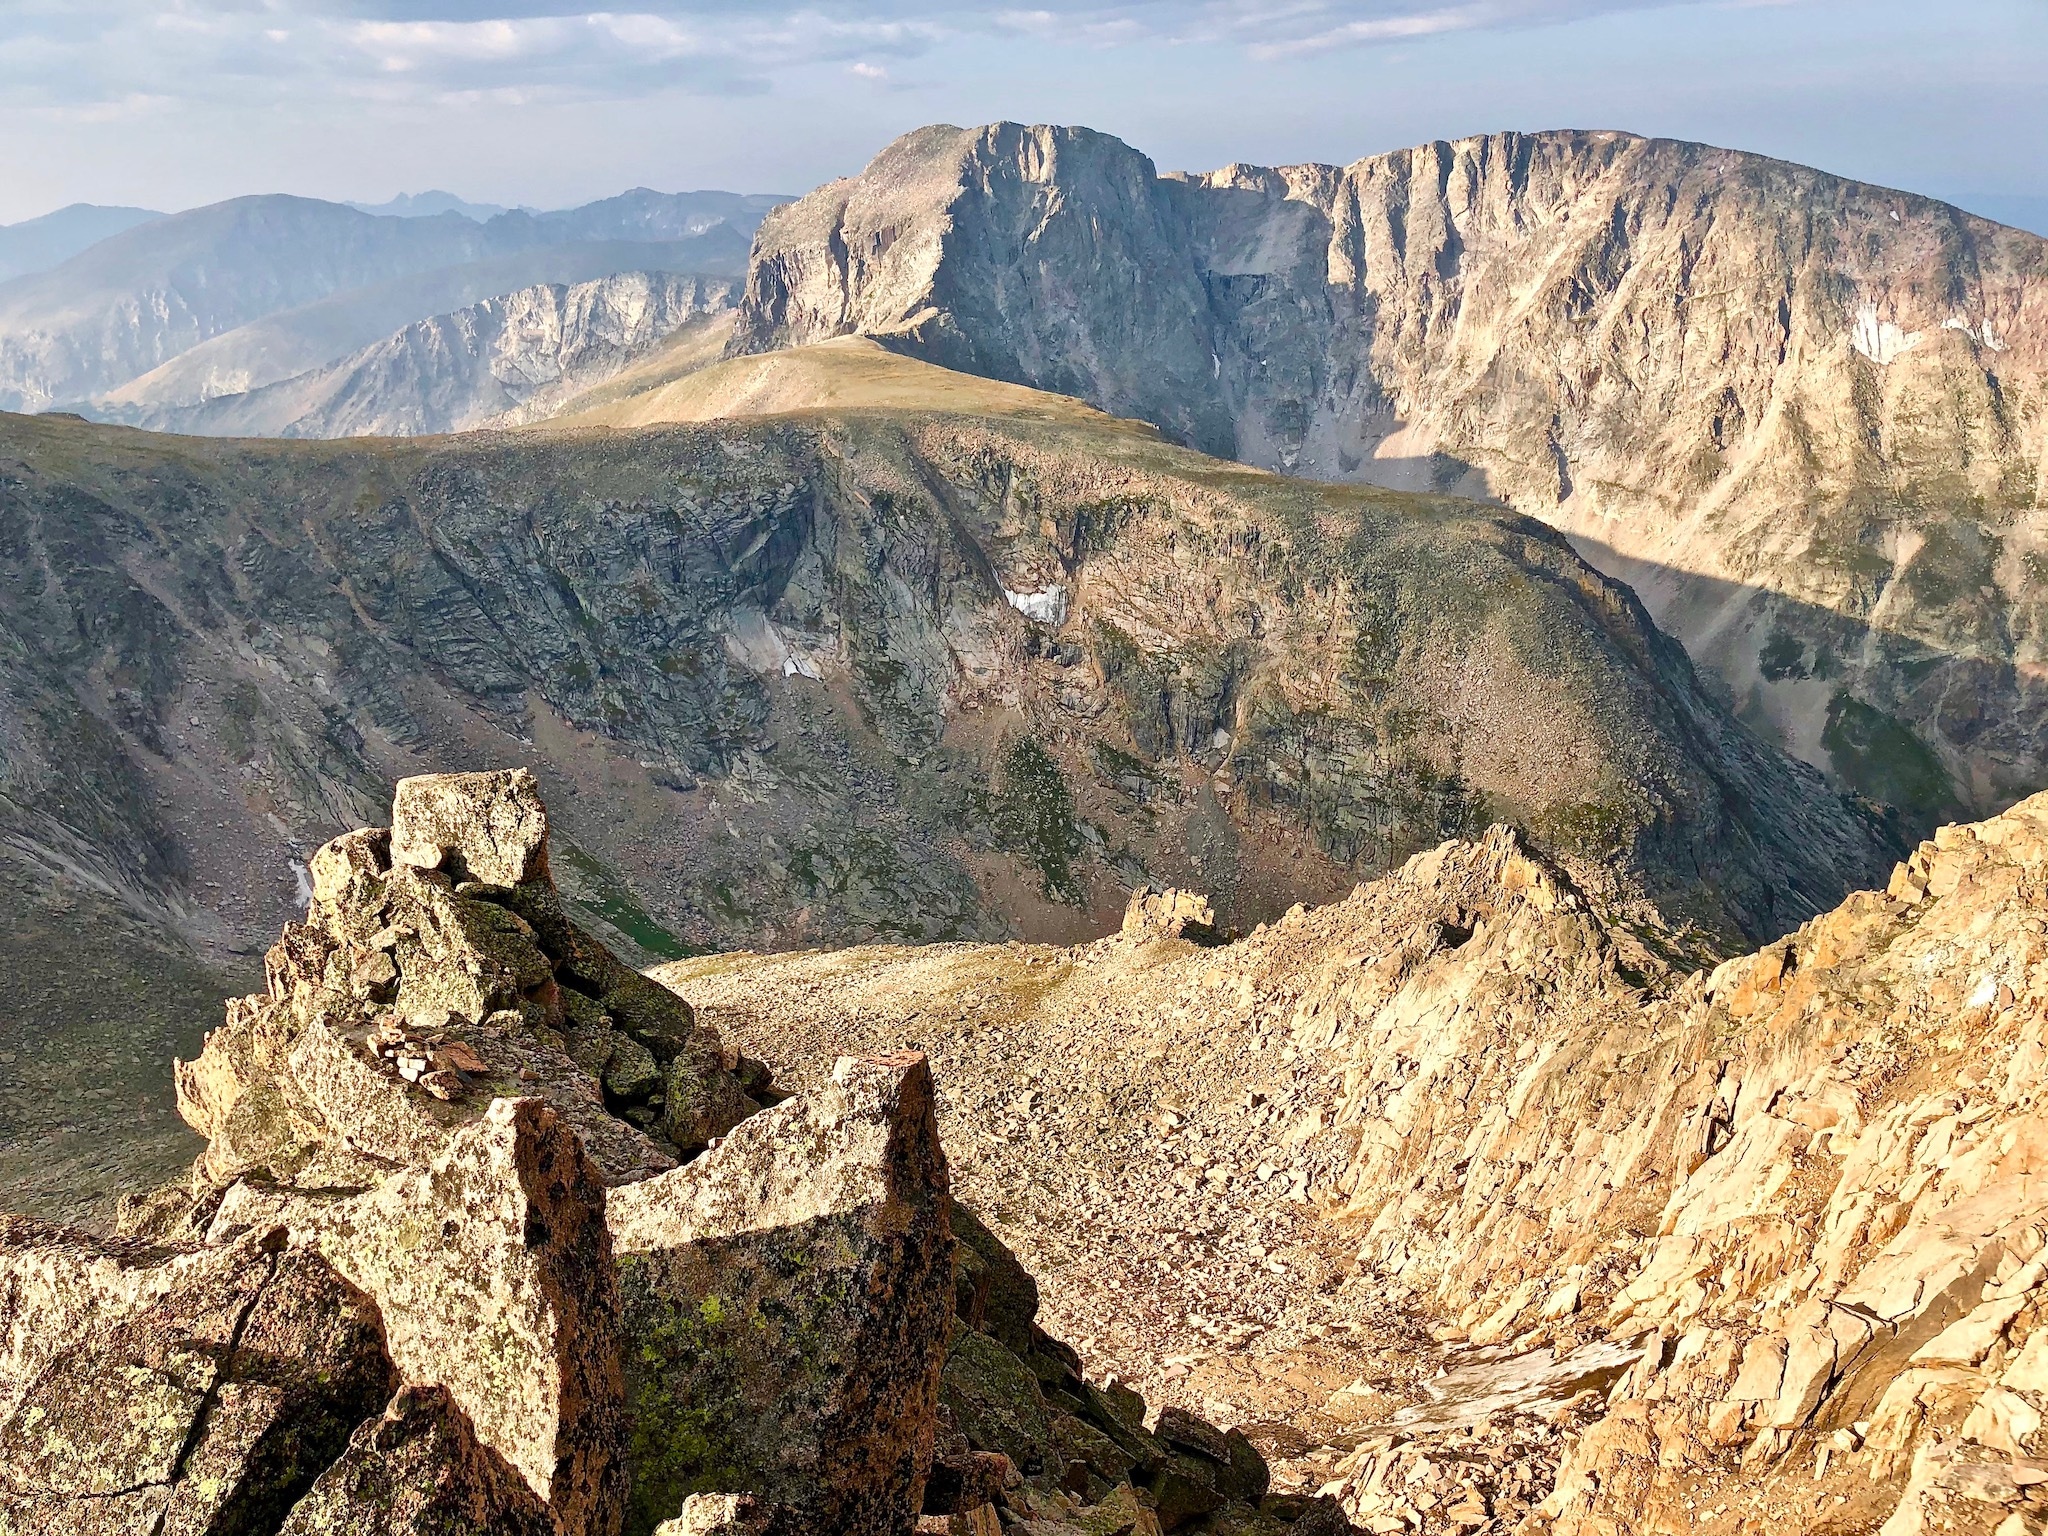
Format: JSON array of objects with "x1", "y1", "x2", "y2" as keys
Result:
[
  {"x1": 1942, "y1": 314, "x2": 2009, "y2": 352},
  {"x1": 1851, "y1": 304, "x2": 1921, "y2": 365},
  {"x1": 1002, "y1": 583, "x2": 1068, "y2": 626},
  {"x1": 721, "y1": 606, "x2": 829, "y2": 679}
]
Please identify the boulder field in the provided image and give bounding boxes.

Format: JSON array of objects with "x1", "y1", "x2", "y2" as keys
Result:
[{"x1": 18, "y1": 760, "x2": 2048, "y2": 1535}]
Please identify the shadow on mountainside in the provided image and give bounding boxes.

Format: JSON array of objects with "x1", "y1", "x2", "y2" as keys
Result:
[{"x1": 1565, "y1": 531, "x2": 2048, "y2": 844}]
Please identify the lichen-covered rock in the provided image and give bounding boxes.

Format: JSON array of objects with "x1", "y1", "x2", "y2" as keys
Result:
[
  {"x1": 176, "y1": 777, "x2": 758, "y2": 1188},
  {"x1": 607, "y1": 1053, "x2": 956, "y2": 1536},
  {"x1": 222, "y1": 1098, "x2": 626, "y2": 1536},
  {"x1": 390, "y1": 769, "x2": 553, "y2": 888},
  {"x1": 921, "y1": 1202, "x2": 1291, "y2": 1536},
  {"x1": 951, "y1": 1205, "x2": 1042, "y2": 1358},
  {"x1": 276, "y1": 1385, "x2": 555, "y2": 1536},
  {"x1": 8, "y1": 769, "x2": 1242, "y2": 1536},
  {"x1": 940, "y1": 1325, "x2": 1055, "y2": 1475},
  {"x1": 0, "y1": 1229, "x2": 390, "y2": 1535}
]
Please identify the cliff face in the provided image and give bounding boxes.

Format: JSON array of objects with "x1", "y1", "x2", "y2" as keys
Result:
[
  {"x1": 129, "y1": 272, "x2": 737, "y2": 438},
  {"x1": 732, "y1": 123, "x2": 2048, "y2": 830},
  {"x1": 0, "y1": 403, "x2": 1893, "y2": 1211}
]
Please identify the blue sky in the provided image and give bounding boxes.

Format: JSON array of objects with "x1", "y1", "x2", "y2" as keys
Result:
[{"x1": 3, "y1": 0, "x2": 2044, "y2": 226}]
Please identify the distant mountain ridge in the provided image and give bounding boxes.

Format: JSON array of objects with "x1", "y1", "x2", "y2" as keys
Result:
[
  {"x1": 0, "y1": 186, "x2": 786, "y2": 413},
  {"x1": 346, "y1": 190, "x2": 524, "y2": 221},
  {"x1": 0, "y1": 203, "x2": 162, "y2": 284},
  {"x1": 132, "y1": 270, "x2": 738, "y2": 438},
  {"x1": 93, "y1": 237, "x2": 743, "y2": 416},
  {"x1": 730, "y1": 122, "x2": 2048, "y2": 833}
]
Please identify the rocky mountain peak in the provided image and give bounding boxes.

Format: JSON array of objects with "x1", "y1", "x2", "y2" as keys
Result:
[
  {"x1": 727, "y1": 120, "x2": 2048, "y2": 836},
  {"x1": 662, "y1": 785, "x2": 2048, "y2": 1536},
  {"x1": 0, "y1": 770, "x2": 1333, "y2": 1536}
]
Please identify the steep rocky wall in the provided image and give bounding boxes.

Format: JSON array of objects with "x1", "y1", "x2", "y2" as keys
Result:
[
  {"x1": 0, "y1": 404, "x2": 1886, "y2": 971},
  {"x1": 1297, "y1": 794, "x2": 2048, "y2": 1536},
  {"x1": 732, "y1": 122, "x2": 2048, "y2": 830}
]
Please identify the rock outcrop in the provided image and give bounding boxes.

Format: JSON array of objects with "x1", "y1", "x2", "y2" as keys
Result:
[
  {"x1": 276, "y1": 1385, "x2": 557, "y2": 1536},
  {"x1": 731, "y1": 121, "x2": 2048, "y2": 831},
  {"x1": 1, "y1": 772, "x2": 1309, "y2": 1536},
  {"x1": 216, "y1": 1098, "x2": 629, "y2": 1532},
  {"x1": 1122, "y1": 887, "x2": 1226, "y2": 945},
  {"x1": 173, "y1": 766, "x2": 745, "y2": 1187},
  {"x1": 664, "y1": 786, "x2": 2048, "y2": 1536},
  {"x1": 609, "y1": 1053, "x2": 955, "y2": 1535},
  {"x1": 0, "y1": 1221, "x2": 393, "y2": 1534}
]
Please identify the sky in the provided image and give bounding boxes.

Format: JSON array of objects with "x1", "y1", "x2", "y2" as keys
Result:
[{"x1": 2, "y1": 0, "x2": 2045, "y2": 227}]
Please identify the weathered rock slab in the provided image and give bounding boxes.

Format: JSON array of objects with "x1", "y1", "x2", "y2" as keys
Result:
[
  {"x1": 0, "y1": 1230, "x2": 390, "y2": 1536},
  {"x1": 390, "y1": 769, "x2": 552, "y2": 888},
  {"x1": 608, "y1": 1052, "x2": 955, "y2": 1536},
  {"x1": 271, "y1": 1097, "x2": 626, "y2": 1536},
  {"x1": 277, "y1": 1385, "x2": 556, "y2": 1536}
]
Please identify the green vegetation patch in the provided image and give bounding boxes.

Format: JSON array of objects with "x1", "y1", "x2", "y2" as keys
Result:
[
  {"x1": 989, "y1": 736, "x2": 1087, "y2": 904},
  {"x1": 1822, "y1": 692, "x2": 1960, "y2": 828},
  {"x1": 553, "y1": 842, "x2": 697, "y2": 962},
  {"x1": 1757, "y1": 629, "x2": 1811, "y2": 682}
]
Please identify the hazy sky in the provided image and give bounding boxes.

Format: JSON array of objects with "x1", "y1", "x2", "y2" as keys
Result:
[{"x1": 3, "y1": 0, "x2": 2044, "y2": 226}]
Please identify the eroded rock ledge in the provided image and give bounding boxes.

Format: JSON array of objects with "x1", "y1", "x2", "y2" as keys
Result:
[{"x1": 0, "y1": 770, "x2": 1337, "y2": 1536}]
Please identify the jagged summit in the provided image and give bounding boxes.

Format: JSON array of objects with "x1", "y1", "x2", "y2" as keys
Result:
[
  {"x1": 729, "y1": 119, "x2": 2048, "y2": 835},
  {"x1": 672, "y1": 789, "x2": 2048, "y2": 1535}
]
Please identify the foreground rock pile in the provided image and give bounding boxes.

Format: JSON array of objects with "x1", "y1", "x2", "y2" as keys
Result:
[
  {"x1": 0, "y1": 771, "x2": 1333, "y2": 1536},
  {"x1": 667, "y1": 798, "x2": 2048, "y2": 1536}
]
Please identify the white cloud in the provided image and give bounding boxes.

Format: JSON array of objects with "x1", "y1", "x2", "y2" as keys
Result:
[{"x1": 0, "y1": 0, "x2": 1741, "y2": 112}]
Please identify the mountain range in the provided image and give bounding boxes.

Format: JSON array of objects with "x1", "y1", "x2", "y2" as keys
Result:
[
  {"x1": 345, "y1": 190, "x2": 528, "y2": 221},
  {"x1": 0, "y1": 203, "x2": 163, "y2": 284},
  {"x1": 115, "y1": 271, "x2": 739, "y2": 438},
  {"x1": 13, "y1": 120, "x2": 2047, "y2": 1006},
  {"x1": 14, "y1": 128, "x2": 2041, "y2": 863},
  {"x1": 0, "y1": 187, "x2": 784, "y2": 415},
  {"x1": 0, "y1": 350, "x2": 1911, "y2": 1215},
  {"x1": 728, "y1": 123, "x2": 2048, "y2": 838},
  {"x1": 8, "y1": 120, "x2": 2048, "y2": 1536}
]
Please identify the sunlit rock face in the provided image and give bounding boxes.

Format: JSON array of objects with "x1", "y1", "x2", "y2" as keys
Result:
[
  {"x1": 671, "y1": 790, "x2": 2048, "y2": 1536},
  {"x1": 734, "y1": 122, "x2": 2048, "y2": 830}
]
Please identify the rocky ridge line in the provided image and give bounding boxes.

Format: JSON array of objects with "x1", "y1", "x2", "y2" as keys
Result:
[
  {"x1": 665, "y1": 795, "x2": 2048, "y2": 1536},
  {"x1": 730, "y1": 121, "x2": 2048, "y2": 830}
]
